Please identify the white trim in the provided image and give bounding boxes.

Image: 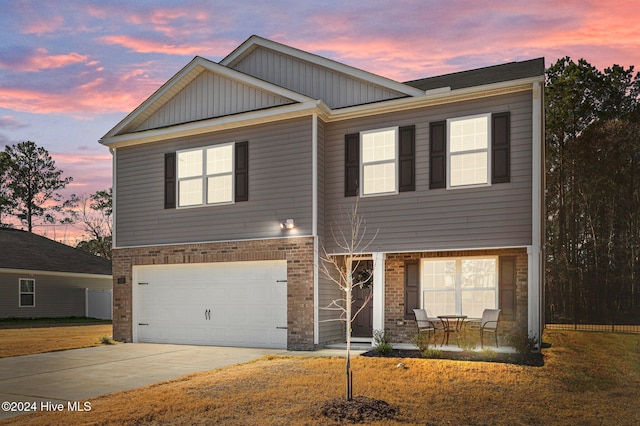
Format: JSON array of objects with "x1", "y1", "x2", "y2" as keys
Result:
[
  {"x1": 100, "y1": 79, "x2": 543, "y2": 149},
  {"x1": 529, "y1": 81, "x2": 545, "y2": 345},
  {"x1": 312, "y1": 114, "x2": 318, "y2": 237},
  {"x1": 111, "y1": 147, "x2": 117, "y2": 249},
  {"x1": 527, "y1": 245, "x2": 542, "y2": 344},
  {"x1": 371, "y1": 252, "x2": 385, "y2": 335},
  {"x1": 102, "y1": 56, "x2": 314, "y2": 140},
  {"x1": 113, "y1": 234, "x2": 314, "y2": 250},
  {"x1": 220, "y1": 36, "x2": 425, "y2": 98},
  {"x1": 18, "y1": 278, "x2": 36, "y2": 307},
  {"x1": 2, "y1": 268, "x2": 111, "y2": 279},
  {"x1": 176, "y1": 142, "x2": 235, "y2": 208},
  {"x1": 360, "y1": 127, "x2": 399, "y2": 197},
  {"x1": 101, "y1": 100, "x2": 321, "y2": 148},
  {"x1": 312, "y1": 114, "x2": 319, "y2": 345},
  {"x1": 325, "y1": 245, "x2": 529, "y2": 257},
  {"x1": 446, "y1": 113, "x2": 492, "y2": 189}
]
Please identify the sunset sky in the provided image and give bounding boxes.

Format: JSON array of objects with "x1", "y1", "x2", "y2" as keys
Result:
[{"x1": 1, "y1": 0, "x2": 639, "y2": 241}]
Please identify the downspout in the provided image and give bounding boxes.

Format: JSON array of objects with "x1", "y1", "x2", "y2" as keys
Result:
[
  {"x1": 312, "y1": 113, "x2": 319, "y2": 346},
  {"x1": 529, "y1": 81, "x2": 544, "y2": 347}
]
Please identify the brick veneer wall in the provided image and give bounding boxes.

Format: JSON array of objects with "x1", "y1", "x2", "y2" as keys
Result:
[
  {"x1": 111, "y1": 237, "x2": 316, "y2": 350},
  {"x1": 384, "y1": 248, "x2": 529, "y2": 344}
]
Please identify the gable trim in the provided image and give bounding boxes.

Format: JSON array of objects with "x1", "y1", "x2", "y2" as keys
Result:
[
  {"x1": 101, "y1": 78, "x2": 541, "y2": 149},
  {"x1": 102, "y1": 56, "x2": 316, "y2": 140},
  {"x1": 101, "y1": 100, "x2": 321, "y2": 148},
  {"x1": 220, "y1": 35, "x2": 425, "y2": 98}
]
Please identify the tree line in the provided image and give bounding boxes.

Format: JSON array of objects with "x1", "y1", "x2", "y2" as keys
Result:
[
  {"x1": 546, "y1": 57, "x2": 640, "y2": 325},
  {"x1": 0, "y1": 141, "x2": 112, "y2": 259}
]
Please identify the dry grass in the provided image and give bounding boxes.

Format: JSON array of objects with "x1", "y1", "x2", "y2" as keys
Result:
[
  {"x1": 0, "y1": 323, "x2": 113, "y2": 358},
  {"x1": 5, "y1": 330, "x2": 640, "y2": 425}
]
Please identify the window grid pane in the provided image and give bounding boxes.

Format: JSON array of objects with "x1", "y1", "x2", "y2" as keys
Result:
[
  {"x1": 207, "y1": 175, "x2": 233, "y2": 204},
  {"x1": 362, "y1": 129, "x2": 396, "y2": 162},
  {"x1": 206, "y1": 145, "x2": 233, "y2": 175},
  {"x1": 363, "y1": 163, "x2": 396, "y2": 195},
  {"x1": 179, "y1": 178, "x2": 203, "y2": 206},
  {"x1": 423, "y1": 290, "x2": 455, "y2": 317},
  {"x1": 177, "y1": 150, "x2": 203, "y2": 178},
  {"x1": 450, "y1": 152, "x2": 488, "y2": 186},
  {"x1": 450, "y1": 117, "x2": 488, "y2": 152}
]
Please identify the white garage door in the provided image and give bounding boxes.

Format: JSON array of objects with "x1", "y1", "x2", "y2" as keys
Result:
[{"x1": 133, "y1": 260, "x2": 287, "y2": 348}]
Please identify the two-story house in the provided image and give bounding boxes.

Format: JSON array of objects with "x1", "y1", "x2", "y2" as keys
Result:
[{"x1": 100, "y1": 36, "x2": 544, "y2": 350}]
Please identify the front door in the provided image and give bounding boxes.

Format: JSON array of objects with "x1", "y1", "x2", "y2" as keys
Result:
[{"x1": 351, "y1": 260, "x2": 373, "y2": 338}]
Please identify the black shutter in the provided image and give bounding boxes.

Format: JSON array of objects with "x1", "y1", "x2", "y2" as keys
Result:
[
  {"x1": 429, "y1": 121, "x2": 446, "y2": 189},
  {"x1": 404, "y1": 260, "x2": 420, "y2": 319},
  {"x1": 499, "y1": 256, "x2": 516, "y2": 321},
  {"x1": 398, "y1": 125, "x2": 416, "y2": 192},
  {"x1": 492, "y1": 112, "x2": 511, "y2": 183},
  {"x1": 344, "y1": 133, "x2": 359, "y2": 197},
  {"x1": 235, "y1": 141, "x2": 249, "y2": 202},
  {"x1": 164, "y1": 152, "x2": 176, "y2": 209}
]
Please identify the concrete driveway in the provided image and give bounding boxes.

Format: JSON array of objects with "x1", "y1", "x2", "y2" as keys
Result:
[{"x1": 0, "y1": 343, "x2": 346, "y2": 421}]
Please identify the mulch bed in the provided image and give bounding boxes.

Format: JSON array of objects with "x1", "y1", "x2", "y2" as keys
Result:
[
  {"x1": 321, "y1": 395, "x2": 397, "y2": 424},
  {"x1": 361, "y1": 348, "x2": 544, "y2": 366}
]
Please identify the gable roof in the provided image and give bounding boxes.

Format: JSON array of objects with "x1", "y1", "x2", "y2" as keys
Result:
[
  {"x1": 0, "y1": 228, "x2": 112, "y2": 276},
  {"x1": 102, "y1": 56, "x2": 315, "y2": 140},
  {"x1": 404, "y1": 58, "x2": 545, "y2": 91},
  {"x1": 221, "y1": 35, "x2": 425, "y2": 99}
]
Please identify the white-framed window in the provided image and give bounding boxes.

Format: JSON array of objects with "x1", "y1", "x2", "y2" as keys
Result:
[
  {"x1": 448, "y1": 114, "x2": 491, "y2": 188},
  {"x1": 361, "y1": 127, "x2": 398, "y2": 196},
  {"x1": 19, "y1": 278, "x2": 35, "y2": 307},
  {"x1": 177, "y1": 143, "x2": 234, "y2": 207},
  {"x1": 421, "y1": 257, "x2": 497, "y2": 318}
]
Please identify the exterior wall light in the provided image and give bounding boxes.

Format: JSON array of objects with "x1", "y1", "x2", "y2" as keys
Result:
[{"x1": 280, "y1": 218, "x2": 295, "y2": 230}]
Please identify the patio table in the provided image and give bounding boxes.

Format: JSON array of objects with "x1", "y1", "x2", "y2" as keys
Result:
[{"x1": 438, "y1": 315, "x2": 468, "y2": 346}]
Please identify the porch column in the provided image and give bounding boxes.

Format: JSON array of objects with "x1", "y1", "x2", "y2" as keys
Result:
[
  {"x1": 372, "y1": 252, "x2": 385, "y2": 342},
  {"x1": 528, "y1": 245, "x2": 542, "y2": 347}
]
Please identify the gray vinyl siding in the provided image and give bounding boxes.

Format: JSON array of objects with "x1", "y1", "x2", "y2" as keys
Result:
[
  {"x1": 232, "y1": 46, "x2": 405, "y2": 109},
  {"x1": 0, "y1": 271, "x2": 111, "y2": 318},
  {"x1": 135, "y1": 69, "x2": 294, "y2": 132},
  {"x1": 115, "y1": 117, "x2": 314, "y2": 247},
  {"x1": 316, "y1": 119, "x2": 345, "y2": 344},
  {"x1": 323, "y1": 91, "x2": 534, "y2": 253}
]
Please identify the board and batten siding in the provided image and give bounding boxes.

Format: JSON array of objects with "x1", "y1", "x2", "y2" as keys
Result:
[
  {"x1": 322, "y1": 91, "x2": 534, "y2": 254},
  {"x1": 231, "y1": 46, "x2": 406, "y2": 109},
  {"x1": 115, "y1": 117, "x2": 314, "y2": 247},
  {"x1": 135, "y1": 69, "x2": 294, "y2": 132},
  {"x1": 0, "y1": 272, "x2": 112, "y2": 318}
]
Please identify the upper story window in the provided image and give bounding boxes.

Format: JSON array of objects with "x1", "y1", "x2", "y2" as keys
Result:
[
  {"x1": 430, "y1": 112, "x2": 510, "y2": 190},
  {"x1": 177, "y1": 143, "x2": 234, "y2": 207},
  {"x1": 345, "y1": 126, "x2": 415, "y2": 198},
  {"x1": 448, "y1": 114, "x2": 490, "y2": 188},
  {"x1": 361, "y1": 127, "x2": 398, "y2": 196},
  {"x1": 19, "y1": 278, "x2": 35, "y2": 307}
]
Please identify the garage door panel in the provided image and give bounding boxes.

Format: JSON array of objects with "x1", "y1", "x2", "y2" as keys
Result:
[{"x1": 134, "y1": 260, "x2": 287, "y2": 348}]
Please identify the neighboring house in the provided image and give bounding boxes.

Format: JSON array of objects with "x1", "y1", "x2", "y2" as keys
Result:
[
  {"x1": 0, "y1": 228, "x2": 113, "y2": 320},
  {"x1": 101, "y1": 36, "x2": 544, "y2": 350}
]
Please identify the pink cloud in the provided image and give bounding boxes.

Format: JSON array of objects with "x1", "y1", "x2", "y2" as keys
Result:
[
  {"x1": 0, "y1": 48, "x2": 88, "y2": 72},
  {"x1": 99, "y1": 34, "x2": 227, "y2": 56},
  {"x1": 0, "y1": 80, "x2": 147, "y2": 115}
]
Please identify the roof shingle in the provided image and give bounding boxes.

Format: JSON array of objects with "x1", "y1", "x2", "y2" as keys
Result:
[{"x1": 0, "y1": 228, "x2": 112, "y2": 275}]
